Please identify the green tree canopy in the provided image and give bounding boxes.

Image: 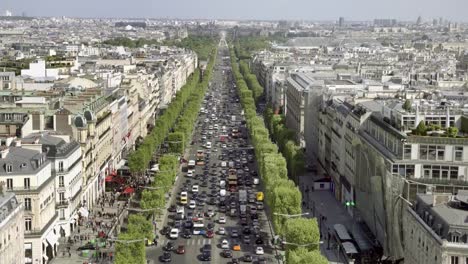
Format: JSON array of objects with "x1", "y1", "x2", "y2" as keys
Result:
[{"x1": 287, "y1": 247, "x2": 328, "y2": 264}]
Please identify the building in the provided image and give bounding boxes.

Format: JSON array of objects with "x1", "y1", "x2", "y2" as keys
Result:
[
  {"x1": 0, "y1": 192, "x2": 24, "y2": 264},
  {"x1": 404, "y1": 192, "x2": 468, "y2": 264},
  {"x1": 339, "y1": 17, "x2": 345, "y2": 27},
  {"x1": 1, "y1": 145, "x2": 58, "y2": 264},
  {"x1": 22, "y1": 133, "x2": 82, "y2": 237}
]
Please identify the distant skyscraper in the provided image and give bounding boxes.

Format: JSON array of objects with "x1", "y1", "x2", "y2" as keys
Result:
[
  {"x1": 416, "y1": 16, "x2": 422, "y2": 25},
  {"x1": 339, "y1": 17, "x2": 345, "y2": 27},
  {"x1": 432, "y1": 18, "x2": 438, "y2": 27}
]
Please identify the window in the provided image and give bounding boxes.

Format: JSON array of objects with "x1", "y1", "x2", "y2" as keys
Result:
[
  {"x1": 6, "y1": 164, "x2": 12, "y2": 173},
  {"x1": 6, "y1": 178, "x2": 12, "y2": 190},
  {"x1": 452, "y1": 233, "x2": 460, "y2": 243},
  {"x1": 419, "y1": 145, "x2": 445, "y2": 160},
  {"x1": 24, "y1": 198, "x2": 31, "y2": 211},
  {"x1": 59, "y1": 209, "x2": 65, "y2": 219},
  {"x1": 59, "y1": 176, "x2": 64, "y2": 188},
  {"x1": 59, "y1": 192, "x2": 65, "y2": 203},
  {"x1": 24, "y1": 178, "x2": 30, "y2": 189},
  {"x1": 455, "y1": 146, "x2": 463, "y2": 162},
  {"x1": 25, "y1": 218, "x2": 32, "y2": 231},
  {"x1": 58, "y1": 161, "x2": 64, "y2": 172},
  {"x1": 451, "y1": 256, "x2": 459, "y2": 264},
  {"x1": 404, "y1": 145, "x2": 412, "y2": 159}
]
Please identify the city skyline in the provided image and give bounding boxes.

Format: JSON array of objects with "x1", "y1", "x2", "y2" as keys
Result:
[{"x1": 3, "y1": 0, "x2": 468, "y2": 22}]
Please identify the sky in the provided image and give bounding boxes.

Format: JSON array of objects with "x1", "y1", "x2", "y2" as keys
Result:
[{"x1": 4, "y1": 0, "x2": 468, "y2": 22}]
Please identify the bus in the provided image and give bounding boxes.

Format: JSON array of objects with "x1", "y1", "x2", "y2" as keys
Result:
[{"x1": 333, "y1": 224, "x2": 359, "y2": 264}]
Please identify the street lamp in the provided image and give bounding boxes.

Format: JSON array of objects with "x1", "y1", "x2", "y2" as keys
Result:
[{"x1": 273, "y1": 212, "x2": 309, "y2": 218}]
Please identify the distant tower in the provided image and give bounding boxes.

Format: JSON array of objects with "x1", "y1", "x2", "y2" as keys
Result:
[
  {"x1": 432, "y1": 18, "x2": 438, "y2": 27},
  {"x1": 416, "y1": 16, "x2": 422, "y2": 25},
  {"x1": 339, "y1": 17, "x2": 345, "y2": 27}
]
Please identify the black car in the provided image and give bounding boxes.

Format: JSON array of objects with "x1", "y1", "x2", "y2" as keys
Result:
[
  {"x1": 184, "y1": 220, "x2": 194, "y2": 229},
  {"x1": 243, "y1": 254, "x2": 253, "y2": 262},
  {"x1": 243, "y1": 227, "x2": 251, "y2": 235},
  {"x1": 168, "y1": 205, "x2": 177, "y2": 213},
  {"x1": 163, "y1": 241, "x2": 175, "y2": 251},
  {"x1": 230, "y1": 258, "x2": 240, "y2": 264},
  {"x1": 182, "y1": 229, "x2": 192, "y2": 239},
  {"x1": 200, "y1": 251, "x2": 211, "y2": 261},
  {"x1": 160, "y1": 252, "x2": 172, "y2": 262},
  {"x1": 222, "y1": 249, "x2": 233, "y2": 258},
  {"x1": 202, "y1": 244, "x2": 212, "y2": 252},
  {"x1": 200, "y1": 181, "x2": 209, "y2": 187},
  {"x1": 255, "y1": 236, "x2": 264, "y2": 245},
  {"x1": 77, "y1": 243, "x2": 95, "y2": 251},
  {"x1": 160, "y1": 226, "x2": 171, "y2": 236},
  {"x1": 207, "y1": 222, "x2": 215, "y2": 230}
]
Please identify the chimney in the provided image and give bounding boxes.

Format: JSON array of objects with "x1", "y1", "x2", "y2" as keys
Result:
[{"x1": 14, "y1": 139, "x2": 21, "y2": 147}]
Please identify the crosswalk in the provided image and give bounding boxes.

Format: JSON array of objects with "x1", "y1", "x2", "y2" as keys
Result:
[{"x1": 159, "y1": 238, "x2": 213, "y2": 246}]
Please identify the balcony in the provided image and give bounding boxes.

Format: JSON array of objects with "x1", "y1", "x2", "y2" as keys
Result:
[{"x1": 56, "y1": 200, "x2": 69, "y2": 208}]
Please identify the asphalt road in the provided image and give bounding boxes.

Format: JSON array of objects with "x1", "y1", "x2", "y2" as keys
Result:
[{"x1": 146, "y1": 39, "x2": 276, "y2": 264}]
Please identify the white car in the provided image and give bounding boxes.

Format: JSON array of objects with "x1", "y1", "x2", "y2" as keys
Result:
[
  {"x1": 189, "y1": 200, "x2": 196, "y2": 209},
  {"x1": 192, "y1": 185, "x2": 199, "y2": 193},
  {"x1": 221, "y1": 239, "x2": 229, "y2": 249},
  {"x1": 180, "y1": 191, "x2": 188, "y2": 199},
  {"x1": 218, "y1": 227, "x2": 226, "y2": 235},
  {"x1": 213, "y1": 148, "x2": 218, "y2": 152},
  {"x1": 205, "y1": 142, "x2": 212, "y2": 149},
  {"x1": 253, "y1": 178, "x2": 259, "y2": 185},
  {"x1": 204, "y1": 119, "x2": 209, "y2": 123},
  {"x1": 187, "y1": 170, "x2": 194, "y2": 177},
  {"x1": 255, "y1": 246, "x2": 264, "y2": 255},
  {"x1": 218, "y1": 216, "x2": 226, "y2": 224},
  {"x1": 169, "y1": 228, "x2": 179, "y2": 239},
  {"x1": 202, "y1": 135, "x2": 207, "y2": 140},
  {"x1": 221, "y1": 144, "x2": 227, "y2": 148}
]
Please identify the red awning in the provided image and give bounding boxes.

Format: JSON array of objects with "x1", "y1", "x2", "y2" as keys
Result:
[
  {"x1": 105, "y1": 175, "x2": 114, "y2": 182},
  {"x1": 112, "y1": 177, "x2": 126, "y2": 184},
  {"x1": 122, "y1": 187, "x2": 134, "y2": 194}
]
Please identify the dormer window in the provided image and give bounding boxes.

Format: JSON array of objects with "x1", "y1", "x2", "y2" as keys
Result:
[
  {"x1": 6, "y1": 164, "x2": 12, "y2": 173},
  {"x1": 451, "y1": 232, "x2": 461, "y2": 243}
]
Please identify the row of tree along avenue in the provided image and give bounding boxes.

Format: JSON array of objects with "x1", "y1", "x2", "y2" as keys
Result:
[
  {"x1": 114, "y1": 40, "x2": 217, "y2": 264},
  {"x1": 230, "y1": 43, "x2": 327, "y2": 264}
]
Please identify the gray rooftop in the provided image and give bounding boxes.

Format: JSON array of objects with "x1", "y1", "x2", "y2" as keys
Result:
[
  {"x1": 0, "y1": 147, "x2": 48, "y2": 176},
  {"x1": 0, "y1": 192, "x2": 20, "y2": 225},
  {"x1": 22, "y1": 133, "x2": 80, "y2": 159}
]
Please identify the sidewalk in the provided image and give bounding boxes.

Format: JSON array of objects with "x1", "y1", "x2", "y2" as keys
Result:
[
  {"x1": 298, "y1": 164, "x2": 360, "y2": 264},
  {"x1": 51, "y1": 193, "x2": 127, "y2": 264}
]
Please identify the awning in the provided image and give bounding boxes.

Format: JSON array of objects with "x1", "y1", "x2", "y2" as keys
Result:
[
  {"x1": 122, "y1": 187, "x2": 134, "y2": 194},
  {"x1": 105, "y1": 175, "x2": 114, "y2": 182},
  {"x1": 113, "y1": 177, "x2": 126, "y2": 184},
  {"x1": 78, "y1": 207, "x2": 89, "y2": 218},
  {"x1": 46, "y1": 231, "x2": 59, "y2": 246}
]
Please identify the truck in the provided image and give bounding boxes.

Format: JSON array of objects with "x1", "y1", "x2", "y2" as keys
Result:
[
  {"x1": 196, "y1": 150, "x2": 205, "y2": 165},
  {"x1": 228, "y1": 169, "x2": 238, "y2": 192},
  {"x1": 238, "y1": 190, "x2": 247, "y2": 204}
]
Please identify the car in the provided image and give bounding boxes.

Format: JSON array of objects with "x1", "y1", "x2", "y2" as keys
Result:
[
  {"x1": 243, "y1": 254, "x2": 253, "y2": 262},
  {"x1": 182, "y1": 229, "x2": 192, "y2": 239},
  {"x1": 160, "y1": 226, "x2": 171, "y2": 236},
  {"x1": 168, "y1": 205, "x2": 177, "y2": 212},
  {"x1": 256, "y1": 202, "x2": 264, "y2": 210},
  {"x1": 202, "y1": 244, "x2": 212, "y2": 253},
  {"x1": 221, "y1": 239, "x2": 230, "y2": 249},
  {"x1": 163, "y1": 241, "x2": 175, "y2": 251},
  {"x1": 243, "y1": 227, "x2": 251, "y2": 235},
  {"x1": 176, "y1": 245, "x2": 186, "y2": 254},
  {"x1": 231, "y1": 229, "x2": 239, "y2": 238},
  {"x1": 253, "y1": 178, "x2": 259, "y2": 185},
  {"x1": 243, "y1": 235, "x2": 251, "y2": 244},
  {"x1": 218, "y1": 227, "x2": 226, "y2": 235},
  {"x1": 187, "y1": 170, "x2": 194, "y2": 177},
  {"x1": 218, "y1": 216, "x2": 226, "y2": 224},
  {"x1": 189, "y1": 200, "x2": 196, "y2": 209},
  {"x1": 77, "y1": 243, "x2": 95, "y2": 251},
  {"x1": 255, "y1": 256, "x2": 267, "y2": 264},
  {"x1": 207, "y1": 222, "x2": 215, "y2": 230},
  {"x1": 200, "y1": 251, "x2": 211, "y2": 261},
  {"x1": 206, "y1": 207, "x2": 215, "y2": 218},
  {"x1": 222, "y1": 249, "x2": 233, "y2": 258},
  {"x1": 192, "y1": 185, "x2": 199, "y2": 193},
  {"x1": 255, "y1": 236, "x2": 264, "y2": 245},
  {"x1": 231, "y1": 258, "x2": 240, "y2": 264},
  {"x1": 159, "y1": 252, "x2": 172, "y2": 262},
  {"x1": 206, "y1": 230, "x2": 214, "y2": 238},
  {"x1": 232, "y1": 243, "x2": 241, "y2": 251},
  {"x1": 169, "y1": 228, "x2": 179, "y2": 239},
  {"x1": 255, "y1": 246, "x2": 264, "y2": 255}
]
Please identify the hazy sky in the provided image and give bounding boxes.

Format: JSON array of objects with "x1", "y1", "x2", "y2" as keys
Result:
[{"x1": 4, "y1": 0, "x2": 468, "y2": 22}]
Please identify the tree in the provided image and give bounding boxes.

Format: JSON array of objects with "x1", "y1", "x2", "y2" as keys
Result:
[
  {"x1": 447, "y1": 126, "x2": 459, "y2": 137},
  {"x1": 413, "y1": 121, "x2": 427, "y2": 136},
  {"x1": 270, "y1": 184, "x2": 302, "y2": 235},
  {"x1": 284, "y1": 217, "x2": 321, "y2": 253},
  {"x1": 402, "y1": 99, "x2": 412, "y2": 112},
  {"x1": 114, "y1": 232, "x2": 146, "y2": 264},
  {"x1": 167, "y1": 132, "x2": 185, "y2": 154},
  {"x1": 287, "y1": 247, "x2": 328, "y2": 264}
]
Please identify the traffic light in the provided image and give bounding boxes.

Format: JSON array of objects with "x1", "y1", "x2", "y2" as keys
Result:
[{"x1": 345, "y1": 200, "x2": 355, "y2": 207}]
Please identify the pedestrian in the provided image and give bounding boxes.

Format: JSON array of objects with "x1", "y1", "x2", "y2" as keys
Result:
[{"x1": 69, "y1": 251, "x2": 71, "y2": 257}]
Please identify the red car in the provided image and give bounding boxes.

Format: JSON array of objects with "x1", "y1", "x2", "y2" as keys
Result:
[
  {"x1": 176, "y1": 245, "x2": 185, "y2": 254},
  {"x1": 206, "y1": 230, "x2": 214, "y2": 238}
]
